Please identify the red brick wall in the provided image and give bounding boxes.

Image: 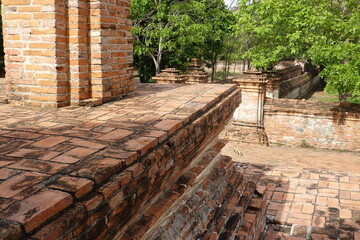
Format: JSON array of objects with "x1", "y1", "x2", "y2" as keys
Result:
[
  {"x1": 1, "y1": 0, "x2": 134, "y2": 107},
  {"x1": 264, "y1": 99, "x2": 360, "y2": 151}
]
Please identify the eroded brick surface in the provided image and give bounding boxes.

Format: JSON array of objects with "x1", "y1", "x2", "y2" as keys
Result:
[{"x1": 0, "y1": 83, "x2": 242, "y2": 239}]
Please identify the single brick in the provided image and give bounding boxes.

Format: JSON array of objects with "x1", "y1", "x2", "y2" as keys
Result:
[
  {"x1": 0, "y1": 189, "x2": 73, "y2": 233},
  {"x1": 49, "y1": 176, "x2": 94, "y2": 199},
  {"x1": 152, "y1": 119, "x2": 182, "y2": 135},
  {"x1": 97, "y1": 129, "x2": 133, "y2": 142},
  {"x1": 31, "y1": 136, "x2": 70, "y2": 148},
  {"x1": 0, "y1": 172, "x2": 48, "y2": 198},
  {"x1": 7, "y1": 159, "x2": 68, "y2": 174},
  {"x1": 124, "y1": 137, "x2": 158, "y2": 156}
]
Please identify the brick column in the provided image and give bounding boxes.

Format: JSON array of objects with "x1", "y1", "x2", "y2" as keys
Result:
[
  {"x1": 88, "y1": 0, "x2": 134, "y2": 104},
  {"x1": 221, "y1": 74, "x2": 268, "y2": 144},
  {"x1": 233, "y1": 76, "x2": 267, "y2": 126},
  {"x1": 262, "y1": 72, "x2": 280, "y2": 99},
  {"x1": 68, "y1": 0, "x2": 92, "y2": 104},
  {"x1": 1, "y1": 0, "x2": 134, "y2": 107}
]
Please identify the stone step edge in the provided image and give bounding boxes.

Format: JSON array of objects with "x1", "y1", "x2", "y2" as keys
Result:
[
  {"x1": 214, "y1": 181, "x2": 267, "y2": 240},
  {"x1": 115, "y1": 138, "x2": 230, "y2": 239},
  {"x1": 235, "y1": 195, "x2": 268, "y2": 240}
]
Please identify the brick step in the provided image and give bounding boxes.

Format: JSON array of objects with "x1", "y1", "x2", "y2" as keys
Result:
[
  {"x1": 121, "y1": 140, "x2": 268, "y2": 240},
  {"x1": 120, "y1": 140, "x2": 240, "y2": 239},
  {"x1": 215, "y1": 182, "x2": 267, "y2": 240}
]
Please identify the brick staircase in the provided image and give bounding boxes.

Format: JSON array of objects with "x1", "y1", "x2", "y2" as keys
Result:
[
  {"x1": 0, "y1": 78, "x2": 8, "y2": 104},
  {"x1": 120, "y1": 140, "x2": 268, "y2": 240}
]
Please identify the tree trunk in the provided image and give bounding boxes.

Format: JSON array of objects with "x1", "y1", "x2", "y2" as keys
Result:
[
  {"x1": 211, "y1": 53, "x2": 218, "y2": 82},
  {"x1": 150, "y1": 54, "x2": 161, "y2": 75},
  {"x1": 211, "y1": 60, "x2": 216, "y2": 82},
  {"x1": 339, "y1": 93, "x2": 348, "y2": 103},
  {"x1": 155, "y1": 61, "x2": 161, "y2": 75},
  {"x1": 223, "y1": 60, "x2": 227, "y2": 81}
]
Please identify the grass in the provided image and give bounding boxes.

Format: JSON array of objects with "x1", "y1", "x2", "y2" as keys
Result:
[
  {"x1": 309, "y1": 91, "x2": 360, "y2": 104},
  {"x1": 212, "y1": 71, "x2": 242, "y2": 82}
]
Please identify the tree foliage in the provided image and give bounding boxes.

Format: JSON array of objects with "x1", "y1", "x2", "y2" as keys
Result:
[
  {"x1": 131, "y1": 0, "x2": 234, "y2": 82},
  {"x1": 236, "y1": 0, "x2": 360, "y2": 102}
]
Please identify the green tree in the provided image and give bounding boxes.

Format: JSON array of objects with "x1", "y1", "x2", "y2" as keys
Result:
[
  {"x1": 236, "y1": 0, "x2": 360, "y2": 102},
  {"x1": 131, "y1": 0, "x2": 234, "y2": 82},
  {"x1": 131, "y1": 0, "x2": 207, "y2": 81},
  {"x1": 195, "y1": 0, "x2": 235, "y2": 81}
]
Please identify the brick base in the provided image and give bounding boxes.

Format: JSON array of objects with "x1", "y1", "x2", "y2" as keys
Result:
[
  {"x1": 119, "y1": 139, "x2": 268, "y2": 240},
  {"x1": 221, "y1": 121, "x2": 269, "y2": 145}
]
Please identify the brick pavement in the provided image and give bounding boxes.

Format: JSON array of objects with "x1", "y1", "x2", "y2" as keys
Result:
[{"x1": 223, "y1": 142, "x2": 360, "y2": 240}]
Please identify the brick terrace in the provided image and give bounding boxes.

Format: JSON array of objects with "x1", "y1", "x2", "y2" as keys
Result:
[
  {"x1": 0, "y1": 82, "x2": 242, "y2": 239},
  {"x1": 223, "y1": 142, "x2": 360, "y2": 240}
]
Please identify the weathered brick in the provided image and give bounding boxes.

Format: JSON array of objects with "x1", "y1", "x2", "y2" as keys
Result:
[
  {"x1": 0, "y1": 172, "x2": 48, "y2": 198},
  {"x1": 31, "y1": 206, "x2": 85, "y2": 240},
  {"x1": 31, "y1": 136, "x2": 70, "y2": 148},
  {"x1": 49, "y1": 176, "x2": 94, "y2": 199},
  {"x1": 0, "y1": 189, "x2": 73, "y2": 232},
  {"x1": 152, "y1": 119, "x2": 183, "y2": 135},
  {"x1": 97, "y1": 129, "x2": 133, "y2": 142},
  {"x1": 70, "y1": 157, "x2": 123, "y2": 185},
  {"x1": 7, "y1": 159, "x2": 68, "y2": 174},
  {"x1": 124, "y1": 137, "x2": 158, "y2": 156}
]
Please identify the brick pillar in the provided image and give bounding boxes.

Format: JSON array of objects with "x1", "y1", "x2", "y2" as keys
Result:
[
  {"x1": 221, "y1": 74, "x2": 268, "y2": 144},
  {"x1": 88, "y1": 0, "x2": 134, "y2": 103},
  {"x1": 233, "y1": 75, "x2": 267, "y2": 126},
  {"x1": 262, "y1": 72, "x2": 280, "y2": 99},
  {"x1": 68, "y1": 0, "x2": 92, "y2": 104},
  {"x1": 1, "y1": 0, "x2": 134, "y2": 108}
]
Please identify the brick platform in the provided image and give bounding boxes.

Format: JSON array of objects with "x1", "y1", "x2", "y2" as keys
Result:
[{"x1": 0, "y1": 83, "x2": 267, "y2": 239}]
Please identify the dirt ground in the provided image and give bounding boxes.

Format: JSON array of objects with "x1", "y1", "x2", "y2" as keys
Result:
[{"x1": 222, "y1": 141, "x2": 360, "y2": 173}]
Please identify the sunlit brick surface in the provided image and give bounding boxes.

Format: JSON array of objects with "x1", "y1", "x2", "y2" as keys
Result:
[
  {"x1": 0, "y1": 83, "x2": 270, "y2": 240},
  {"x1": 2, "y1": 0, "x2": 133, "y2": 107},
  {"x1": 223, "y1": 142, "x2": 360, "y2": 239}
]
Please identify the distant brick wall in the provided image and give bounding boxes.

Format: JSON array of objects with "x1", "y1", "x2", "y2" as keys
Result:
[
  {"x1": 280, "y1": 74, "x2": 321, "y2": 99},
  {"x1": 1, "y1": 0, "x2": 134, "y2": 107},
  {"x1": 264, "y1": 99, "x2": 360, "y2": 151}
]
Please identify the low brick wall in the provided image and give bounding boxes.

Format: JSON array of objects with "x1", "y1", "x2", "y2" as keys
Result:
[
  {"x1": 264, "y1": 99, "x2": 360, "y2": 151},
  {"x1": 280, "y1": 74, "x2": 321, "y2": 99}
]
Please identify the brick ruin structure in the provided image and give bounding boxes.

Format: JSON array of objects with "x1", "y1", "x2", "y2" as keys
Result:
[
  {"x1": 224, "y1": 75, "x2": 268, "y2": 144},
  {"x1": 185, "y1": 58, "x2": 209, "y2": 84},
  {"x1": 0, "y1": 84, "x2": 268, "y2": 240},
  {"x1": 152, "y1": 68, "x2": 188, "y2": 84},
  {"x1": 1, "y1": 0, "x2": 134, "y2": 108},
  {"x1": 223, "y1": 65, "x2": 359, "y2": 152},
  {"x1": 0, "y1": 1, "x2": 269, "y2": 240}
]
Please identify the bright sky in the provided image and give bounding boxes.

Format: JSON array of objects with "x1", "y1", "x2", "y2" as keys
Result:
[{"x1": 224, "y1": 0, "x2": 238, "y2": 8}]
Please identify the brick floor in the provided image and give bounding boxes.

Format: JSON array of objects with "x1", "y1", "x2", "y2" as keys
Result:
[{"x1": 223, "y1": 142, "x2": 360, "y2": 239}]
